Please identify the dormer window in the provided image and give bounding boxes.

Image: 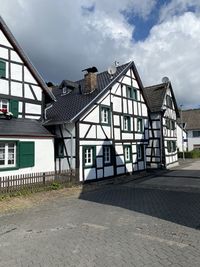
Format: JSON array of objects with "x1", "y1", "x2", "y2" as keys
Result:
[{"x1": 0, "y1": 60, "x2": 6, "y2": 78}]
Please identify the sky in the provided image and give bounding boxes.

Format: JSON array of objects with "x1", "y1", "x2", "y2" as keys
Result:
[{"x1": 1, "y1": 0, "x2": 200, "y2": 109}]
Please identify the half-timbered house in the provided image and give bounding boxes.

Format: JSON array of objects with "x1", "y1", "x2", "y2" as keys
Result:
[
  {"x1": 45, "y1": 61, "x2": 149, "y2": 181},
  {"x1": 144, "y1": 82, "x2": 179, "y2": 169},
  {"x1": 0, "y1": 16, "x2": 55, "y2": 176}
]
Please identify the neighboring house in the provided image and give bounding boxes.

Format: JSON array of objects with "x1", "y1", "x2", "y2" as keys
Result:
[
  {"x1": 176, "y1": 124, "x2": 187, "y2": 152},
  {"x1": 0, "y1": 16, "x2": 55, "y2": 176},
  {"x1": 144, "y1": 82, "x2": 179, "y2": 169},
  {"x1": 45, "y1": 62, "x2": 149, "y2": 181},
  {"x1": 180, "y1": 109, "x2": 200, "y2": 151}
]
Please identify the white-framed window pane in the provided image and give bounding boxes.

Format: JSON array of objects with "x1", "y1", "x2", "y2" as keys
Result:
[
  {"x1": 84, "y1": 148, "x2": 93, "y2": 166},
  {"x1": 0, "y1": 143, "x2": 16, "y2": 168},
  {"x1": 127, "y1": 87, "x2": 132, "y2": 98},
  {"x1": 125, "y1": 146, "x2": 131, "y2": 161},
  {"x1": 0, "y1": 144, "x2": 5, "y2": 165},
  {"x1": 138, "y1": 146, "x2": 142, "y2": 159},
  {"x1": 124, "y1": 116, "x2": 130, "y2": 131},
  {"x1": 103, "y1": 146, "x2": 111, "y2": 164},
  {"x1": 101, "y1": 107, "x2": 109, "y2": 124},
  {"x1": 0, "y1": 99, "x2": 9, "y2": 111},
  {"x1": 137, "y1": 119, "x2": 143, "y2": 132},
  {"x1": 8, "y1": 143, "x2": 15, "y2": 165}
]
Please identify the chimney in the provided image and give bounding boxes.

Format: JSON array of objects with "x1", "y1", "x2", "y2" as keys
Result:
[{"x1": 82, "y1": 66, "x2": 98, "y2": 94}]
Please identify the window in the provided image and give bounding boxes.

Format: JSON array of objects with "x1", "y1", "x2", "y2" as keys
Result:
[
  {"x1": 103, "y1": 146, "x2": 111, "y2": 165},
  {"x1": 170, "y1": 120, "x2": 176, "y2": 130},
  {"x1": 100, "y1": 106, "x2": 111, "y2": 125},
  {"x1": 167, "y1": 141, "x2": 176, "y2": 153},
  {"x1": 167, "y1": 141, "x2": 171, "y2": 153},
  {"x1": 0, "y1": 99, "x2": 19, "y2": 118},
  {"x1": 193, "y1": 131, "x2": 200, "y2": 137},
  {"x1": 83, "y1": 146, "x2": 95, "y2": 167},
  {"x1": 123, "y1": 116, "x2": 131, "y2": 131},
  {"x1": 0, "y1": 141, "x2": 34, "y2": 171},
  {"x1": 166, "y1": 118, "x2": 170, "y2": 129},
  {"x1": 126, "y1": 86, "x2": 137, "y2": 100},
  {"x1": 55, "y1": 139, "x2": 64, "y2": 158},
  {"x1": 166, "y1": 95, "x2": 173, "y2": 109},
  {"x1": 137, "y1": 145, "x2": 144, "y2": 161},
  {"x1": 172, "y1": 141, "x2": 176, "y2": 152},
  {"x1": 137, "y1": 118, "x2": 143, "y2": 132},
  {"x1": 124, "y1": 145, "x2": 132, "y2": 163},
  {"x1": 0, "y1": 143, "x2": 16, "y2": 168},
  {"x1": 0, "y1": 61, "x2": 6, "y2": 78},
  {"x1": 0, "y1": 99, "x2": 9, "y2": 112}
]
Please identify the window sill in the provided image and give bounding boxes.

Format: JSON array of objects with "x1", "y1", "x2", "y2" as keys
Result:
[
  {"x1": 101, "y1": 122, "x2": 111, "y2": 126},
  {"x1": 122, "y1": 130, "x2": 132, "y2": 133},
  {"x1": 83, "y1": 164, "x2": 95, "y2": 169}
]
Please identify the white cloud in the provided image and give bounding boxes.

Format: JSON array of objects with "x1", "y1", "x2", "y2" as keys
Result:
[
  {"x1": 159, "y1": 0, "x2": 200, "y2": 22},
  {"x1": 131, "y1": 12, "x2": 200, "y2": 107},
  {"x1": 0, "y1": 0, "x2": 200, "y2": 108}
]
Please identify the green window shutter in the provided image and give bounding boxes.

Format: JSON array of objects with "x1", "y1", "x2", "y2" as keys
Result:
[
  {"x1": 19, "y1": 142, "x2": 35, "y2": 168},
  {"x1": 0, "y1": 61, "x2": 6, "y2": 78},
  {"x1": 10, "y1": 99, "x2": 19, "y2": 118}
]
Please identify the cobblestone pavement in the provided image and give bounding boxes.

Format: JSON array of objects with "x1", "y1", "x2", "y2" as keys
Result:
[{"x1": 0, "y1": 161, "x2": 200, "y2": 266}]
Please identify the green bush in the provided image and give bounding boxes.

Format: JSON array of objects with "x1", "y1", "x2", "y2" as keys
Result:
[
  {"x1": 178, "y1": 150, "x2": 200, "y2": 158},
  {"x1": 50, "y1": 182, "x2": 61, "y2": 190}
]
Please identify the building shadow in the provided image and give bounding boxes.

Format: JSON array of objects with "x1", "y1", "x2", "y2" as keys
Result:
[{"x1": 79, "y1": 166, "x2": 200, "y2": 230}]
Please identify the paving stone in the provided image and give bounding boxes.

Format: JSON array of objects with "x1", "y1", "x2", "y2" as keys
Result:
[{"x1": 0, "y1": 160, "x2": 200, "y2": 266}]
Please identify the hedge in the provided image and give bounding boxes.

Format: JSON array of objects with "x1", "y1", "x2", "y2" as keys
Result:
[{"x1": 178, "y1": 150, "x2": 200, "y2": 158}]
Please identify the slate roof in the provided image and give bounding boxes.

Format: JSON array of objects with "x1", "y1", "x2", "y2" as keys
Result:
[
  {"x1": 0, "y1": 118, "x2": 53, "y2": 137},
  {"x1": 181, "y1": 109, "x2": 200, "y2": 130},
  {"x1": 143, "y1": 83, "x2": 168, "y2": 112},
  {"x1": 144, "y1": 82, "x2": 179, "y2": 117},
  {"x1": 45, "y1": 62, "x2": 134, "y2": 124},
  {"x1": 0, "y1": 16, "x2": 56, "y2": 102}
]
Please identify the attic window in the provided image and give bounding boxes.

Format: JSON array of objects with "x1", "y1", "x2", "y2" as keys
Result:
[{"x1": 166, "y1": 95, "x2": 173, "y2": 109}]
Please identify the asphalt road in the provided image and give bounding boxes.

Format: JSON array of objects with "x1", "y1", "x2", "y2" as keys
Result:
[{"x1": 0, "y1": 160, "x2": 200, "y2": 267}]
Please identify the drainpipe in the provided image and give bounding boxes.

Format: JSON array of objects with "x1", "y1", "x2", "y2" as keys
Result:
[{"x1": 64, "y1": 124, "x2": 73, "y2": 173}]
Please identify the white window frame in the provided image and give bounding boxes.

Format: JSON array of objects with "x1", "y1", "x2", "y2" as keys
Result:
[
  {"x1": 84, "y1": 147, "x2": 94, "y2": 167},
  {"x1": 124, "y1": 116, "x2": 130, "y2": 131},
  {"x1": 0, "y1": 142, "x2": 16, "y2": 168},
  {"x1": 103, "y1": 146, "x2": 111, "y2": 164},
  {"x1": 137, "y1": 118, "x2": 143, "y2": 132},
  {"x1": 0, "y1": 99, "x2": 9, "y2": 112},
  {"x1": 127, "y1": 87, "x2": 132, "y2": 98},
  {"x1": 101, "y1": 106, "x2": 110, "y2": 124},
  {"x1": 137, "y1": 145, "x2": 143, "y2": 160},
  {"x1": 124, "y1": 146, "x2": 131, "y2": 162}
]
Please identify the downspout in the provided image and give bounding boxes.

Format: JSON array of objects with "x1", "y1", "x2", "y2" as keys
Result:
[{"x1": 64, "y1": 124, "x2": 73, "y2": 173}]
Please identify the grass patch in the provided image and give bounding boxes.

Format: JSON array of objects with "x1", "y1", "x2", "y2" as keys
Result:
[{"x1": 0, "y1": 179, "x2": 79, "y2": 201}]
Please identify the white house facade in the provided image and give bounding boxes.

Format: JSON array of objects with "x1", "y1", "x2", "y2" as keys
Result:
[
  {"x1": 180, "y1": 109, "x2": 200, "y2": 151},
  {"x1": 0, "y1": 16, "x2": 55, "y2": 176},
  {"x1": 144, "y1": 82, "x2": 179, "y2": 169},
  {"x1": 45, "y1": 62, "x2": 149, "y2": 181},
  {"x1": 176, "y1": 124, "x2": 187, "y2": 152}
]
